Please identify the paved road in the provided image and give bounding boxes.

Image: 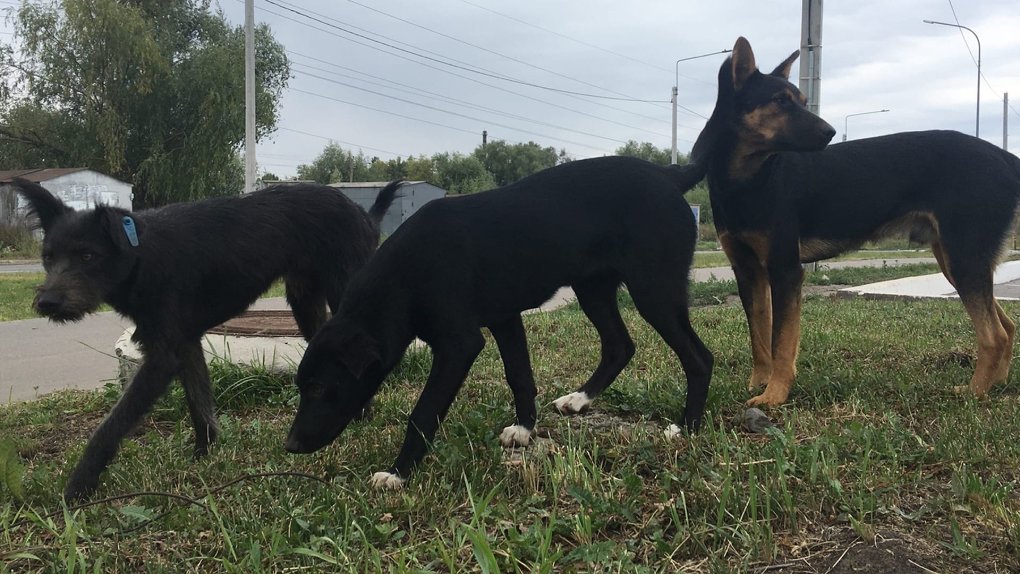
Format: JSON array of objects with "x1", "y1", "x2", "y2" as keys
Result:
[
  {"x1": 0, "y1": 262, "x2": 43, "y2": 274},
  {"x1": 0, "y1": 255, "x2": 962, "y2": 404}
]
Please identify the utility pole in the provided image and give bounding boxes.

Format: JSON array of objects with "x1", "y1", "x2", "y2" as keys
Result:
[
  {"x1": 1005, "y1": 93, "x2": 1009, "y2": 151},
  {"x1": 244, "y1": 0, "x2": 256, "y2": 193},
  {"x1": 482, "y1": 130, "x2": 488, "y2": 147},
  {"x1": 799, "y1": 0, "x2": 823, "y2": 115}
]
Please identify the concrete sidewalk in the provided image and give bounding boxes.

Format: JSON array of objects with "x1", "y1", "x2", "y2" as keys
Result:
[{"x1": 838, "y1": 259, "x2": 1020, "y2": 301}]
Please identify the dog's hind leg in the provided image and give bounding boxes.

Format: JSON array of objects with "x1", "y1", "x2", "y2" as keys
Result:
[
  {"x1": 956, "y1": 277, "x2": 1012, "y2": 396},
  {"x1": 489, "y1": 316, "x2": 538, "y2": 447},
  {"x1": 553, "y1": 278, "x2": 634, "y2": 416},
  {"x1": 285, "y1": 274, "x2": 329, "y2": 341},
  {"x1": 627, "y1": 279, "x2": 714, "y2": 432},
  {"x1": 64, "y1": 347, "x2": 180, "y2": 501},
  {"x1": 179, "y1": 339, "x2": 219, "y2": 458}
]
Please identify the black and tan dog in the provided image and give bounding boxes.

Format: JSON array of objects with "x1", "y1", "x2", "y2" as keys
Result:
[
  {"x1": 284, "y1": 156, "x2": 713, "y2": 489},
  {"x1": 15, "y1": 179, "x2": 398, "y2": 500},
  {"x1": 692, "y1": 37, "x2": 1020, "y2": 406}
]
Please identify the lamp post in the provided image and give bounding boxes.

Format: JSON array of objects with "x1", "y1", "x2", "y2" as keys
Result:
[
  {"x1": 842, "y1": 109, "x2": 890, "y2": 142},
  {"x1": 671, "y1": 49, "x2": 731, "y2": 164},
  {"x1": 924, "y1": 19, "x2": 981, "y2": 138}
]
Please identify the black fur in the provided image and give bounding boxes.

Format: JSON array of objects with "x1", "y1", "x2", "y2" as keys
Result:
[
  {"x1": 14, "y1": 179, "x2": 399, "y2": 500},
  {"x1": 284, "y1": 156, "x2": 714, "y2": 487},
  {"x1": 693, "y1": 37, "x2": 1020, "y2": 407}
]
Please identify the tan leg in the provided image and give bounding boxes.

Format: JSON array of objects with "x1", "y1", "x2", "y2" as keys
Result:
[
  {"x1": 992, "y1": 301, "x2": 1016, "y2": 382},
  {"x1": 959, "y1": 295, "x2": 1011, "y2": 396},
  {"x1": 748, "y1": 277, "x2": 802, "y2": 406},
  {"x1": 720, "y1": 232, "x2": 773, "y2": 390}
]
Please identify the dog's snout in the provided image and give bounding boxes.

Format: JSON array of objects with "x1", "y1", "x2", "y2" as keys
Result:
[
  {"x1": 35, "y1": 291, "x2": 63, "y2": 314},
  {"x1": 821, "y1": 123, "x2": 837, "y2": 141},
  {"x1": 284, "y1": 435, "x2": 304, "y2": 453}
]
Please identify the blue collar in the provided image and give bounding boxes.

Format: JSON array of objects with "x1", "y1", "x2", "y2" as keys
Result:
[{"x1": 121, "y1": 216, "x2": 139, "y2": 247}]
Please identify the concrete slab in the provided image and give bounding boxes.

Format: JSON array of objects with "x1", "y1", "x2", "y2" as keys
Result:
[{"x1": 838, "y1": 260, "x2": 1020, "y2": 301}]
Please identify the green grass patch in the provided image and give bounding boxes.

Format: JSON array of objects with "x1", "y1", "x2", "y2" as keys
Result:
[
  {"x1": 0, "y1": 275, "x2": 289, "y2": 323},
  {"x1": 0, "y1": 272, "x2": 43, "y2": 322},
  {"x1": 1, "y1": 295, "x2": 1018, "y2": 571}
]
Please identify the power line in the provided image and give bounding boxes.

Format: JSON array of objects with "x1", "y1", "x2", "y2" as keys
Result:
[
  {"x1": 278, "y1": 127, "x2": 404, "y2": 158},
  {"x1": 454, "y1": 0, "x2": 716, "y2": 88},
  {"x1": 287, "y1": 51, "x2": 679, "y2": 138},
  {"x1": 289, "y1": 85, "x2": 614, "y2": 153},
  {"x1": 945, "y1": 0, "x2": 1020, "y2": 122},
  {"x1": 340, "y1": 0, "x2": 677, "y2": 106},
  {"x1": 264, "y1": 0, "x2": 666, "y2": 104},
  {"x1": 250, "y1": 1, "x2": 686, "y2": 130},
  {"x1": 291, "y1": 62, "x2": 642, "y2": 146}
]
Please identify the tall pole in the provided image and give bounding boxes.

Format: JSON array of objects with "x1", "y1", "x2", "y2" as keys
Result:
[
  {"x1": 800, "y1": 0, "x2": 823, "y2": 116},
  {"x1": 842, "y1": 109, "x2": 890, "y2": 142},
  {"x1": 1004, "y1": 92, "x2": 1009, "y2": 151},
  {"x1": 671, "y1": 49, "x2": 731, "y2": 164},
  {"x1": 924, "y1": 20, "x2": 981, "y2": 138},
  {"x1": 244, "y1": 0, "x2": 256, "y2": 193}
]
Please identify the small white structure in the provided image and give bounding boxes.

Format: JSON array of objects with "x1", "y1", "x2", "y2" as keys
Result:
[
  {"x1": 330, "y1": 181, "x2": 446, "y2": 236},
  {"x1": 0, "y1": 168, "x2": 133, "y2": 226}
]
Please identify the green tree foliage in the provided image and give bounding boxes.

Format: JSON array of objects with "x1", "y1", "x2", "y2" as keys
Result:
[
  {"x1": 614, "y1": 140, "x2": 684, "y2": 166},
  {"x1": 296, "y1": 143, "x2": 373, "y2": 184},
  {"x1": 0, "y1": 0, "x2": 290, "y2": 207},
  {"x1": 432, "y1": 153, "x2": 495, "y2": 194},
  {"x1": 472, "y1": 140, "x2": 566, "y2": 186}
]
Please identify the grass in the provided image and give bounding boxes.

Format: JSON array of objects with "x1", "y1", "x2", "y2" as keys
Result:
[
  {"x1": 1, "y1": 290, "x2": 1019, "y2": 571},
  {"x1": 0, "y1": 275, "x2": 288, "y2": 322},
  {"x1": 0, "y1": 273, "x2": 44, "y2": 322}
]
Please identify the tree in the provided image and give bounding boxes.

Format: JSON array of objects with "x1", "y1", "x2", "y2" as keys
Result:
[
  {"x1": 297, "y1": 143, "x2": 375, "y2": 183},
  {"x1": 0, "y1": 0, "x2": 290, "y2": 207},
  {"x1": 432, "y1": 152, "x2": 495, "y2": 194},
  {"x1": 472, "y1": 140, "x2": 564, "y2": 186},
  {"x1": 615, "y1": 140, "x2": 682, "y2": 166}
]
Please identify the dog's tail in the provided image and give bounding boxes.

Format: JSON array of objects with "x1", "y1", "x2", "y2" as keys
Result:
[
  {"x1": 665, "y1": 161, "x2": 708, "y2": 194},
  {"x1": 367, "y1": 180, "x2": 402, "y2": 229}
]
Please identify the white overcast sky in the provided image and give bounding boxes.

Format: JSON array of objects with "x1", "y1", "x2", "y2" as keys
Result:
[{"x1": 4, "y1": 1, "x2": 1020, "y2": 177}]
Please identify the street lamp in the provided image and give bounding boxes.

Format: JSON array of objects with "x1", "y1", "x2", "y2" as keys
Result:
[
  {"x1": 842, "y1": 109, "x2": 890, "y2": 142},
  {"x1": 924, "y1": 19, "x2": 981, "y2": 137},
  {"x1": 672, "y1": 49, "x2": 731, "y2": 164}
]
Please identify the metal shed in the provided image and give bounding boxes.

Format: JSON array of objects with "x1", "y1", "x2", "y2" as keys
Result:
[
  {"x1": 0, "y1": 168, "x2": 133, "y2": 226},
  {"x1": 330, "y1": 181, "x2": 446, "y2": 236}
]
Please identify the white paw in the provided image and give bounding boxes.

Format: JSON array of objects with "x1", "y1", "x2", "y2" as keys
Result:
[
  {"x1": 369, "y1": 471, "x2": 406, "y2": 490},
  {"x1": 499, "y1": 424, "x2": 533, "y2": 448},
  {"x1": 553, "y1": 391, "x2": 591, "y2": 415},
  {"x1": 663, "y1": 424, "x2": 684, "y2": 440}
]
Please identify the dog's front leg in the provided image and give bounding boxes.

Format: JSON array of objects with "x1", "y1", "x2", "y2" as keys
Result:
[
  {"x1": 489, "y1": 317, "x2": 537, "y2": 447},
  {"x1": 721, "y1": 233, "x2": 773, "y2": 391},
  {"x1": 64, "y1": 349, "x2": 179, "y2": 501},
  {"x1": 748, "y1": 261, "x2": 804, "y2": 407},
  {"x1": 371, "y1": 332, "x2": 486, "y2": 489}
]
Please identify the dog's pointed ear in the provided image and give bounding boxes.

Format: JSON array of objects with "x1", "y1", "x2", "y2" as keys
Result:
[
  {"x1": 731, "y1": 36, "x2": 758, "y2": 91},
  {"x1": 337, "y1": 330, "x2": 381, "y2": 379},
  {"x1": 771, "y1": 49, "x2": 800, "y2": 80},
  {"x1": 13, "y1": 178, "x2": 73, "y2": 233},
  {"x1": 98, "y1": 208, "x2": 143, "y2": 251}
]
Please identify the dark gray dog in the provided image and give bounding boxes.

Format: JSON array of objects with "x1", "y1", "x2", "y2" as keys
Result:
[{"x1": 14, "y1": 179, "x2": 398, "y2": 500}]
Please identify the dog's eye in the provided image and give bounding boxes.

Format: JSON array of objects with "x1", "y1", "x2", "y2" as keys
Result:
[
  {"x1": 772, "y1": 95, "x2": 791, "y2": 107},
  {"x1": 81, "y1": 252, "x2": 94, "y2": 262},
  {"x1": 306, "y1": 384, "x2": 326, "y2": 399}
]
